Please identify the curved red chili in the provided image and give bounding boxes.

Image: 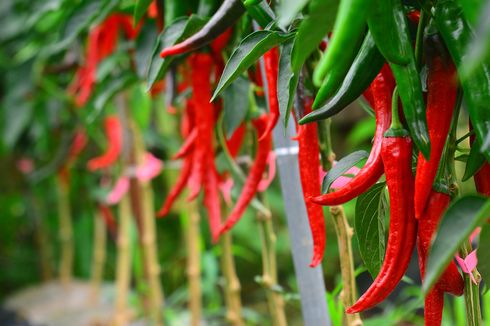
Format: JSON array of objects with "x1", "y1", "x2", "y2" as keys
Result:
[
  {"x1": 219, "y1": 114, "x2": 271, "y2": 235},
  {"x1": 417, "y1": 190, "x2": 464, "y2": 325},
  {"x1": 347, "y1": 134, "x2": 417, "y2": 313},
  {"x1": 414, "y1": 56, "x2": 457, "y2": 219},
  {"x1": 87, "y1": 116, "x2": 123, "y2": 171},
  {"x1": 310, "y1": 65, "x2": 394, "y2": 206},
  {"x1": 260, "y1": 47, "x2": 280, "y2": 141},
  {"x1": 297, "y1": 101, "x2": 326, "y2": 267},
  {"x1": 417, "y1": 191, "x2": 464, "y2": 296},
  {"x1": 157, "y1": 156, "x2": 193, "y2": 217},
  {"x1": 172, "y1": 129, "x2": 198, "y2": 160}
]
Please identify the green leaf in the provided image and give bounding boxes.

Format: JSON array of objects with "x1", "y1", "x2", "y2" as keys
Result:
[
  {"x1": 2, "y1": 103, "x2": 32, "y2": 149},
  {"x1": 478, "y1": 224, "x2": 490, "y2": 285},
  {"x1": 134, "y1": 0, "x2": 154, "y2": 25},
  {"x1": 278, "y1": 38, "x2": 299, "y2": 127},
  {"x1": 135, "y1": 21, "x2": 159, "y2": 79},
  {"x1": 130, "y1": 83, "x2": 152, "y2": 130},
  {"x1": 147, "y1": 15, "x2": 208, "y2": 90},
  {"x1": 276, "y1": 0, "x2": 309, "y2": 28},
  {"x1": 424, "y1": 195, "x2": 490, "y2": 294},
  {"x1": 222, "y1": 77, "x2": 250, "y2": 137},
  {"x1": 462, "y1": 139, "x2": 486, "y2": 181},
  {"x1": 291, "y1": 0, "x2": 338, "y2": 73},
  {"x1": 321, "y1": 150, "x2": 368, "y2": 193},
  {"x1": 355, "y1": 182, "x2": 387, "y2": 278},
  {"x1": 212, "y1": 30, "x2": 294, "y2": 100}
]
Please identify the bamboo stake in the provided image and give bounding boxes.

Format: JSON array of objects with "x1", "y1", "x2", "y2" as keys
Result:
[
  {"x1": 186, "y1": 205, "x2": 202, "y2": 326},
  {"x1": 318, "y1": 117, "x2": 362, "y2": 326},
  {"x1": 114, "y1": 195, "x2": 132, "y2": 326},
  {"x1": 257, "y1": 209, "x2": 287, "y2": 326},
  {"x1": 221, "y1": 231, "x2": 244, "y2": 326},
  {"x1": 91, "y1": 208, "x2": 107, "y2": 300},
  {"x1": 27, "y1": 190, "x2": 54, "y2": 281},
  {"x1": 130, "y1": 122, "x2": 164, "y2": 325},
  {"x1": 329, "y1": 206, "x2": 362, "y2": 326},
  {"x1": 55, "y1": 175, "x2": 74, "y2": 286}
]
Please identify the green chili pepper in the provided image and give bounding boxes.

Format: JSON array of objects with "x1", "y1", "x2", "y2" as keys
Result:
[
  {"x1": 300, "y1": 32, "x2": 384, "y2": 123},
  {"x1": 367, "y1": 0, "x2": 411, "y2": 65},
  {"x1": 368, "y1": 0, "x2": 430, "y2": 159},
  {"x1": 434, "y1": 0, "x2": 490, "y2": 160},
  {"x1": 164, "y1": 0, "x2": 188, "y2": 27},
  {"x1": 311, "y1": 0, "x2": 368, "y2": 109}
]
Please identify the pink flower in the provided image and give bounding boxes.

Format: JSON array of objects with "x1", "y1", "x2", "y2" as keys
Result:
[
  {"x1": 106, "y1": 176, "x2": 130, "y2": 205},
  {"x1": 136, "y1": 152, "x2": 163, "y2": 182}
]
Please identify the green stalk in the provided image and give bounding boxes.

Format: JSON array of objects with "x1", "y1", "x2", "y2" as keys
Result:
[{"x1": 55, "y1": 175, "x2": 74, "y2": 286}]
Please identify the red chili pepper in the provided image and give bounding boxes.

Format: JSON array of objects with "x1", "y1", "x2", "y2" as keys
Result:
[
  {"x1": 87, "y1": 116, "x2": 123, "y2": 171},
  {"x1": 172, "y1": 129, "x2": 198, "y2": 160},
  {"x1": 210, "y1": 27, "x2": 233, "y2": 54},
  {"x1": 417, "y1": 190, "x2": 464, "y2": 325},
  {"x1": 310, "y1": 65, "x2": 394, "y2": 206},
  {"x1": 260, "y1": 47, "x2": 280, "y2": 141},
  {"x1": 424, "y1": 289, "x2": 444, "y2": 326},
  {"x1": 417, "y1": 191, "x2": 464, "y2": 295},
  {"x1": 157, "y1": 155, "x2": 193, "y2": 217},
  {"x1": 407, "y1": 10, "x2": 421, "y2": 24},
  {"x1": 70, "y1": 15, "x2": 138, "y2": 107},
  {"x1": 189, "y1": 53, "x2": 222, "y2": 237},
  {"x1": 474, "y1": 163, "x2": 490, "y2": 196},
  {"x1": 219, "y1": 114, "x2": 272, "y2": 235},
  {"x1": 226, "y1": 124, "x2": 246, "y2": 158},
  {"x1": 347, "y1": 131, "x2": 417, "y2": 313},
  {"x1": 296, "y1": 101, "x2": 326, "y2": 267},
  {"x1": 414, "y1": 56, "x2": 457, "y2": 219}
]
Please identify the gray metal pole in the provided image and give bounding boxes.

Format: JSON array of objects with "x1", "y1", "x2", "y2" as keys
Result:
[{"x1": 272, "y1": 121, "x2": 331, "y2": 326}]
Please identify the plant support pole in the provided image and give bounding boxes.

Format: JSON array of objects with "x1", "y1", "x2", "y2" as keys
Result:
[{"x1": 272, "y1": 121, "x2": 331, "y2": 326}]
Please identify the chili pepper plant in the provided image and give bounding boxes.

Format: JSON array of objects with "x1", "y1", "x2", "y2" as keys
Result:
[{"x1": 1, "y1": 0, "x2": 490, "y2": 325}]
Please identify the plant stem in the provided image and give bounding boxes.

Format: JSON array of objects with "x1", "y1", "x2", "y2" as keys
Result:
[
  {"x1": 256, "y1": 197, "x2": 287, "y2": 326},
  {"x1": 130, "y1": 121, "x2": 164, "y2": 325},
  {"x1": 114, "y1": 195, "x2": 132, "y2": 326},
  {"x1": 55, "y1": 174, "x2": 74, "y2": 286},
  {"x1": 318, "y1": 119, "x2": 335, "y2": 171},
  {"x1": 27, "y1": 190, "x2": 54, "y2": 281},
  {"x1": 460, "y1": 240, "x2": 482, "y2": 326},
  {"x1": 330, "y1": 205, "x2": 362, "y2": 326},
  {"x1": 220, "y1": 231, "x2": 244, "y2": 325},
  {"x1": 317, "y1": 111, "x2": 362, "y2": 325},
  {"x1": 91, "y1": 208, "x2": 107, "y2": 300},
  {"x1": 186, "y1": 204, "x2": 202, "y2": 326}
]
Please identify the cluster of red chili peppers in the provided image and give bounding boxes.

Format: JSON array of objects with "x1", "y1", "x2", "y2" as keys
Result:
[{"x1": 66, "y1": 1, "x2": 490, "y2": 324}]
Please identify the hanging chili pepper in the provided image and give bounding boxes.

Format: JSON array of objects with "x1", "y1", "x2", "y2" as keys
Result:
[
  {"x1": 296, "y1": 101, "x2": 326, "y2": 267},
  {"x1": 368, "y1": 0, "x2": 431, "y2": 159},
  {"x1": 434, "y1": 0, "x2": 490, "y2": 160},
  {"x1": 70, "y1": 14, "x2": 137, "y2": 107},
  {"x1": 260, "y1": 47, "x2": 280, "y2": 140},
  {"x1": 417, "y1": 190, "x2": 464, "y2": 325},
  {"x1": 312, "y1": 0, "x2": 368, "y2": 109},
  {"x1": 172, "y1": 129, "x2": 198, "y2": 160},
  {"x1": 417, "y1": 190, "x2": 465, "y2": 295},
  {"x1": 300, "y1": 32, "x2": 383, "y2": 123},
  {"x1": 226, "y1": 124, "x2": 246, "y2": 158},
  {"x1": 414, "y1": 55, "x2": 457, "y2": 219},
  {"x1": 219, "y1": 114, "x2": 272, "y2": 235},
  {"x1": 475, "y1": 163, "x2": 490, "y2": 196},
  {"x1": 160, "y1": 0, "x2": 245, "y2": 58},
  {"x1": 189, "y1": 53, "x2": 222, "y2": 238},
  {"x1": 87, "y1": 116, "x2": 123, "y2": 171},
  {"x1": 347, "y1": 89, "x2": 417, "y2": 313},
  {"x1": 310, "y1": 65, "x2": 394, "y2": 206},
  {"x1": 158, "y1": 156, "x2": 193, "y2": 217}
]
